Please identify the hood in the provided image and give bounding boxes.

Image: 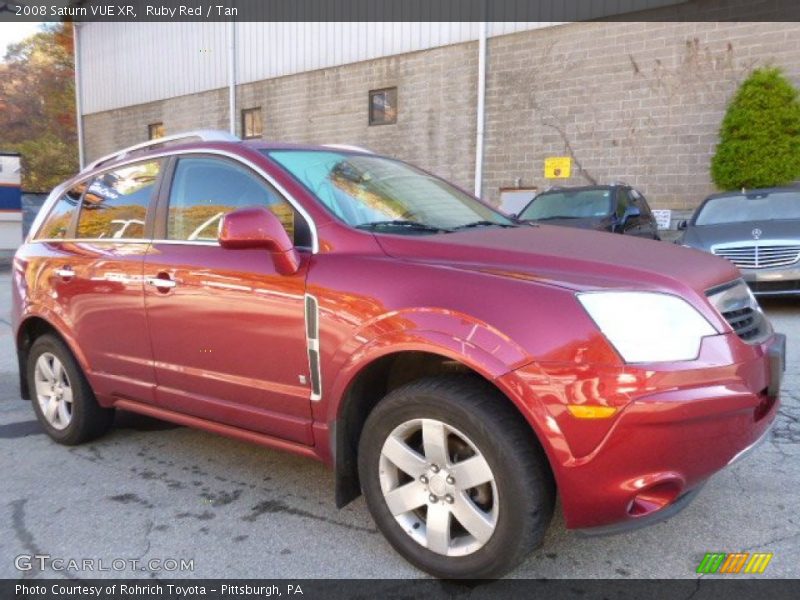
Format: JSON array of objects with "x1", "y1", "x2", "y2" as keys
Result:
[
  {"x1": 375, "y1": 225, "x2": 739, "y2": 295},
  {"x1": 523, "y1": 217, "x2": 611, "y2": 231},
  {"x1": 684, "y1": 219, "x2": 800, "y2": 250}
]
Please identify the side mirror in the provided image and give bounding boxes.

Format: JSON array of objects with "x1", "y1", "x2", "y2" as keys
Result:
[
  {"x1": 677, "y1": 220, "x2": 688, "y2": 230},
  {"x1": 219, "y1": 206, "x2": 300, "y2": 275},
  {"x1": 623, "y1": 205, "x2": 641, "y2": 220}
]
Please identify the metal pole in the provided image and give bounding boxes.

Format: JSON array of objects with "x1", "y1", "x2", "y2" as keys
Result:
[
  {"x1": 228, "y1": 20, "x2": 236, "y2": 136},
  {"x1": 474, "y1": 19, "x2": 487, "y2": 198},
  {"x1": 73, "y1": 23, "x2": 85, "y2": 169}
]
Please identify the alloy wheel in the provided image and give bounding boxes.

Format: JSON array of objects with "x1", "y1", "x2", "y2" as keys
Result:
[
  {"x1": 34, "y1": 352, "x2": 73, "y2": 430},
  {"x1": 378, "y1": 418, "x2": 499, "y2": 557}
]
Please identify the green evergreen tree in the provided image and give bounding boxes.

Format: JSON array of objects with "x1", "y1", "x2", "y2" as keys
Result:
[{"x1": 711, "y1": 67, "x2": 800, "y2": 190}]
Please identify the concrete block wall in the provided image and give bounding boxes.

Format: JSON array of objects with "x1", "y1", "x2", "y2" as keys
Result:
[
  {"x1": 83, "y1": 19, "x2": 800, "y2": 212},
  {"x1": 482, "y1": 20, "x2": 800, "y2": 209}
]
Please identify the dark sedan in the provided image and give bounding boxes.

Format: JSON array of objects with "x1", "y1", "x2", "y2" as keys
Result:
[
  {"x1": 679, "y1": 187, "x2": 800, "y2": 296},
  {"x1": 515, "y1": 184, "x2": 660, "y2": 239}
]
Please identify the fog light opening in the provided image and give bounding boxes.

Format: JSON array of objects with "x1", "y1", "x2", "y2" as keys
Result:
[
  {"x1": 754, "y1": 388, "x2": 774, "y2": 422},
  {"x1": 627, "y1": 481, "x2": 682, "y2": 517}
]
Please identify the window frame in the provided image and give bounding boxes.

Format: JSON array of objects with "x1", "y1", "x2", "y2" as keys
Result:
[
  {"x1": 368, "y1": 87, "x2": 398, "y2": 126},
  {"x1": 615, "y1": 188, "x2": 633, "y2": 218},
  {"x1": 148, "y1": 123, "x2": 165, "y2": 140},
  {"x1": 72, "y1": 158, "x2": 166, "y2": 242},
  {"x1": 29, "y1": 150, "x2": 319, "y2": 252},
  {"x1": 241, "y1": 107, "x2": 263, "y2": 139},
  {"x1": 154, "y1": 153, "x2": 312, "y2": 249},
  {"x1": 33, "y1": 184, "x2": 86, "y2": 241},
  {"x1": 630, "y1": 188, "x2": 653, "y2": 217}
]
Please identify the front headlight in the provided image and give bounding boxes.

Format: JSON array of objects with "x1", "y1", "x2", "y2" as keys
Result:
[{"x1": 577, "y1": 291, "x2": 717, "y2": 363}]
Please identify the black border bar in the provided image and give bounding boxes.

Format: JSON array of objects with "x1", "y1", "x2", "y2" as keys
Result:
[
  {"x1": 5, "y1": 579, "x2": 800, "y2": 600},
  {"x1": 2, "y1": 0, "x2": 800, "y2": 22}
]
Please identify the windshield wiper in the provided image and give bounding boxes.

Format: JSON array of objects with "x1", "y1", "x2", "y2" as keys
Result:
[
  {"x1": 530, "y1": 215, "x2": 582, "y2": 221},
  {"x1": 356, "y1": 220, "x2": 450, "y2": 233},
  {"x1": 451, "y1": 220, "x2": 517, "y2": 230}
]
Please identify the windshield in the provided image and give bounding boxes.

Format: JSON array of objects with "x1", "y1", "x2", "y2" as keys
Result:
[
  {"x1": 266, "y1": 150, "x2": 512, "y2": 233},
  {"x1": 518, "y1": 189, "x2": 613, "y2": 221},
  {"x1": 694, "y1": 191, "x2": 800, "y2": 225}
]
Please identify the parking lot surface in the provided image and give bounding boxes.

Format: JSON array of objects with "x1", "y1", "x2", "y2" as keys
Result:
[{"x1": 1, "y1": 271, "x2": 798, "y2": 579}]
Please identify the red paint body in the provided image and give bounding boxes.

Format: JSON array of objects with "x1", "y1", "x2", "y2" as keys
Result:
[{"x1": 12, "y1": 140, "x2": 780, "y2": 531}]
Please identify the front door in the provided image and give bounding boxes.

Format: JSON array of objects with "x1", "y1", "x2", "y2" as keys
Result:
[{"x1": 144, "y1": 155, "x2": 313, "y2": 444}]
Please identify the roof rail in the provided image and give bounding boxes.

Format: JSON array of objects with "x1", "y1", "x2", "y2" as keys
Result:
[
  {"x1": 323, "y1": 144, "x2": 373, "y2": 154},
  {"x1": 84, "y1": 129, "x2": 239, "y2": 172},
  {"x1": 611, "y1": 180, "x2": 631, "y2": 187}
]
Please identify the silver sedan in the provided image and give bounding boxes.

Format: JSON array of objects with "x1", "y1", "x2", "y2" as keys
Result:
[{"x1": 679, "y1": 187, "x2": 800, "y2": 296}]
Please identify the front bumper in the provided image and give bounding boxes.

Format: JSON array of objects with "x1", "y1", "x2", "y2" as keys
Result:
[
  {"x1": 575, "y1": 415, "x2": 775, "y2": 536},
  {"x1": 498, "y1": 331, "x2": 784, "y2": 531},
  {"x1": 740, "y1": 265, "x2": 800, "y2": 295}
]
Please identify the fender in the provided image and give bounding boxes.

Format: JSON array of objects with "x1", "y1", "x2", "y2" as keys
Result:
[
  {"x1": 321, "y1": 308, "x2": 573, "y2": 508},
  {"x1": 15, "y1": 308, "x2": 90, "y2": 400},
  {"x1": 323, "y1": 307, "x2": 532, "y2": 424}
]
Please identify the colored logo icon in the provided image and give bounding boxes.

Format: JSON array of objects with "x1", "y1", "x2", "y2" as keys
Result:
[{"x1": 696, "y1": 552, "x2": 773, "y2": 574}]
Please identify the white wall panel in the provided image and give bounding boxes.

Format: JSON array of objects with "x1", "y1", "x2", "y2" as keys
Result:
[
  {"x1": 90, "y1": 14, "x2": 740, "y2": 115},
  {"x1": 80, "y1": 22, "x2": 229, "y2": 114},
  {"x1": 81, "y1": 21, "x2": 564, "y2": 114}
]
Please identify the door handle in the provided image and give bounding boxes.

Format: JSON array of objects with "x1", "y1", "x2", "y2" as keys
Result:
[
  {"x1": 145, "y1": 275, "x2": 177, "y2": 290},
  {"x1": 54, "y1": 266, "x2": 75, "y2": 279}
]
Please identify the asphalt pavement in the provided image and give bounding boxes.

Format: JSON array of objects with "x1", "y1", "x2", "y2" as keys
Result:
[{"x1": 1, "y1": 271, "x2": 798, "y2": 579}]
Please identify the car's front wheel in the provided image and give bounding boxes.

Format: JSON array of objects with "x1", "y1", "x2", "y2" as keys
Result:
[
  {"x1": 358, "y1": 375, "x2": 554, "y2": 579},
  {"x1": 27, "y1": 334, "x2": 114, "y2": 445}
]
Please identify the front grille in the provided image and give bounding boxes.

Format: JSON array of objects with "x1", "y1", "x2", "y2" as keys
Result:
[
  {"x1": 712, "y1": 243, "x2": 800, "y2": 269},
  {"x1": 720, "y1": 306, "x2": 762, "y2": 341},
  {"x1": 706, "y1": 279, "x2": 771, "y2": 345}
]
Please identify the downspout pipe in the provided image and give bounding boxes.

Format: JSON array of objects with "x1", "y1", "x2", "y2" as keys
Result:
[
  {"x1": 228, "y1": 20, "x2": 236, "y2": 136},
  {"x1": 73, "y1": 23, "x2": 85, "y2": 169},
  {"x1": 474, "y1": 19, "x2": 487, "y2": 198}
]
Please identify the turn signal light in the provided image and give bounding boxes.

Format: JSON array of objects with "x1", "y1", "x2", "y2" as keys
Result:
[{"x1": 566, "y1": 405, "x2": 618, "y2": 419}]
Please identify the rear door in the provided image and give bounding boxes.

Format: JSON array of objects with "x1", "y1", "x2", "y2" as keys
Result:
[
  {"x1": 143, "y1": 154, "x2": 314, "y2": 444},
  {"x1": 38, "y1": 160, "x2": 162, "y2": 403}
]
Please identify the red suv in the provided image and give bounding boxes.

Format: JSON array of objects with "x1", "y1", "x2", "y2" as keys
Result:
[{"x1": 13, "y1": 131, "x2": 784, "y2": 578}]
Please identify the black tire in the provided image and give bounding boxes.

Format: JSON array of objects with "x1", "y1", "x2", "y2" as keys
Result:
[
  {"x1": 27, "y1": 334, "x2": 114, "y2": 445},
  {"x1": 358, "y1": 375, "x2": 555, "y2": 579}
]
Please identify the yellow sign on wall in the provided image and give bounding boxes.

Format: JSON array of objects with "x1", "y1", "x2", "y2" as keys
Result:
[{"x1": 544, "y1": 157, "x2": 572, "y2": 179}]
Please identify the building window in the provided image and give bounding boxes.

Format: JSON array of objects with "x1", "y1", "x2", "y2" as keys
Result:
[
  {"x1": 148, "y1": 123, "x2": 165, "y2": 140},
  {"x1": 241, "y1": 108, "x2": 263, "y2": 139},
  {"x1": 369, "y1": 87, "x2": 397, "y2": 126}
]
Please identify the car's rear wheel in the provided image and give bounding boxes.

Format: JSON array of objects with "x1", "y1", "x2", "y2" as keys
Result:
[
  {"x1": 27, "y1": 334, "x2": 114, "y2": 445},
  {"x1": 358, "y1": 375, "x2": 554, "y2": 579}
]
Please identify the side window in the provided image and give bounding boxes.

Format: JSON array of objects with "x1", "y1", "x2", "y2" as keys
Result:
[
  {"x1": 615, "y1": 189, "x2": 631, "y2": 218},
  {"x1": 167, "y1": 157, "x2": 298, "y2": 244},
  {"x1": 631, "y1": 188, "x2": 653, "y2": 217},
  {"x1": 35, "y1": 183, "x2": 85, "y2": 240},
  {"x1": 76, "y1": 160, "x2": 161, "y2": 240}
]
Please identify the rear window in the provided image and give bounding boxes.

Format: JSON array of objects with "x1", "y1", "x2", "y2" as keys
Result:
[
  {"x1": 35, "y1": 184, "x2": 85, "y2": 240},
  {"x1": 75, "y1": 160, "x2": 161, "y2": 240}
]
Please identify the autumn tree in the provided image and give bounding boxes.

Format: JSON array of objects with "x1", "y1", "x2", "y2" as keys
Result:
[{"x1": 0, "y1": 23, "x2": 77, "y2": 192}]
